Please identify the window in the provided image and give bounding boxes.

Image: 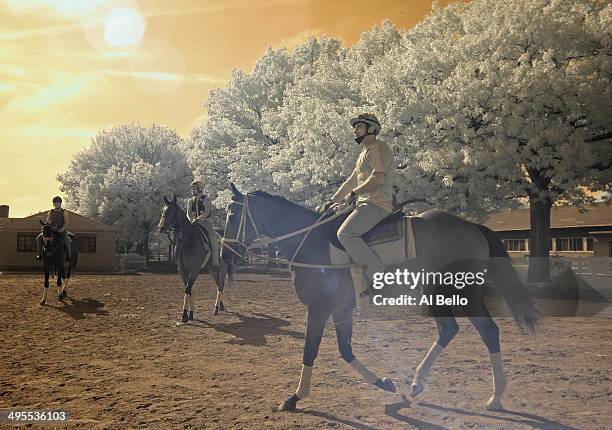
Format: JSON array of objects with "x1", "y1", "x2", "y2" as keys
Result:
[
  {"x1": 555, "y1": 237, "x2": 586, "y2": 252},
  {"x1": 504, "y1": 239, "x2": 526, "y2": 251},
  {"x1": 17, "y1": 233, "x2": 38, "y2": 252},
  {"x1": 586, "y1": 238, "x2": 594, "y2": 251},
  {"x1": 78, "y1": 235, "x2": 97, "y2": 253}
]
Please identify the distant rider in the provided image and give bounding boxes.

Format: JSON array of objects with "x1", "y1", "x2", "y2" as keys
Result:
[
  {"x1": 186, "y1": 180, "x2": 220, "y2": 271},
  {"x1": 36, "y1": 196, "x2": 71, "y2": 261}
]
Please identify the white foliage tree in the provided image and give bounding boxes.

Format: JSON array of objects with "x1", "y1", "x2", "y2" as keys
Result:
[
  {"x1": 58, "y1": 124, "x2": 193, "y2": 260},
  {"x1": 186, "y1": 1, "x2": 611, "y2": 282}
]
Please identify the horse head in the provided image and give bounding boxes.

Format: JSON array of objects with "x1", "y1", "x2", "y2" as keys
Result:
[
  {"x1": 221, "y1": 183, "x2": 249, "y2": 262},
  {"x1": 158, "y1": 195, "x2": 180, "y2": 233},
  {"x1": 221, "y1": 183, "x2": 319, "y2": 263},
  {"x1": 39, "y1": 220, "x2": 62, "y2": 257}
]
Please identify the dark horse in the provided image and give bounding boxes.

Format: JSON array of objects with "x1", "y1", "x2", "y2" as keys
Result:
[
  {"x1": 157, "y1": 195, "x2": 234, "y2": 322},
  {"x1": 39, "y1": 221, "x2": 78, "y2": 305},
  {"x1": 222, "y1": 184, "x2": 538, "y2": 412}
]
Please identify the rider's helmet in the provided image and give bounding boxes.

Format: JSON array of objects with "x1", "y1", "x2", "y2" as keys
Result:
[
  {"x1": 52, "y1": 196, "x2": 62, "y2": 204},
  {"x1": 350, "y1": 113, "x2": 381, "y2": 135},
  {"x1": 190, "y1": 180, "x2": 204, "y2": 192}
]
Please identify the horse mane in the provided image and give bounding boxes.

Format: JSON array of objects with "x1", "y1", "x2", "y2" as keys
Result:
[{"x1": 250, "y1": 190, "x2": 316, "y2": 216}]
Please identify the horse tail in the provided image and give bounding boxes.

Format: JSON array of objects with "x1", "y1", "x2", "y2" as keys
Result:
[
  {"x1": 476, "y1": 224, "x2": 539, "y2": 333},
  {"x1": 72, "y1": 247, "x2": 79, "y2": 273},
  {"x1": 69, "y1": 239, "x2": 78, "y2": 276}
]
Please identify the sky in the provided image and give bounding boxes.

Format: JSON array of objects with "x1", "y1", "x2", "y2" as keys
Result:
[{"x1": 0, "y1": 0, "x2": 457, "y2": 217}]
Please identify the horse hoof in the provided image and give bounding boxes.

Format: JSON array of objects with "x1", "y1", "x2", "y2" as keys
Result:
[
  {"x1": 58, "y1": 295, "x2": 64, "y2": 302},
  {"x1": 219, "y1": 301, "x2": 225, "y2": 312},
  {"x1": 485, "y1": 398, "x2": 503, "y2": 411},
  {"x1": 181, "y1": 315, "x2": 189, "y2": 324},
  {"x1": 410, "y1": 382, "x2": 424, "y2": 397},
  {"x1": 40, "y1": 300, "x2": 45, "y2": 306},
  {"x1": 213, "y1": 306, "x2": 219, "y2": 315},
  {"x1": 188, "y1": 311, "x2": 194, "y2": 321},
  {"x1": 276, "y1": 394, "x2": 299, "y2": 412},
  {"x1": 375, "y1": 378, "x2": 396, "y2": 393}
]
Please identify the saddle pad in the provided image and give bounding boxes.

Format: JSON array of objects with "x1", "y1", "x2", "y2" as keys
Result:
[{"x1": 330, "y1": 216, "x2": 417, "y2": 267}]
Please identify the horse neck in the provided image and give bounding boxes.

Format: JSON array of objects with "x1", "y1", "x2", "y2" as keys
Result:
[
  {"x1": 251, "y1": 197, "x2": 325, "y2": 262},
  {"x1": 174, "y1": 205, "x2": 191, "y2": 232}
]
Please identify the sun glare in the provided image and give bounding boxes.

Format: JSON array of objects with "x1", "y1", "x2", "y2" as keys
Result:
[{"x1": 103, "y1": 7, "x2": 145, "y2": 48}]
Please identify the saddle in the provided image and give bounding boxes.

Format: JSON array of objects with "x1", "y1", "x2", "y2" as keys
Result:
[
  {"x1": 329, "y1": 209, "x2": 417, "y2": 267},
  {"x1": 194, "y1": 225, "x2": 213, "y2": 248}
]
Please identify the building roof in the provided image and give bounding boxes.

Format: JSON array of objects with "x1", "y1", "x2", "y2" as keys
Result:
[
  {"x1": 485, "y1": 204, "x2": 612, "y2": 231},
  {"x1": 0, "y1": 210, "x2": 118, "y2": 233}
]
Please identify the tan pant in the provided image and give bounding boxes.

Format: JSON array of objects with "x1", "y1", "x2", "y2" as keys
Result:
[
  {"x1": 196, "y1": 219, "x2": 219, "y2": 266},
  {"x1": 337, "y1": 203, "x2": 390, "y2": 281}
]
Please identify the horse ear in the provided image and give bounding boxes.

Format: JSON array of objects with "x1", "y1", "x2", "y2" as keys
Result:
[
  {"x1": 39, "y1": 219, "x2": 45, "y2": 226},
  {"x1": 229, "y1": 182, "x2": 242, "y2": 197},
  {"x1": 172, "y1": 195, "x2": 177, "y2": 203},
  {"x1": 163, "y1": 196, "x2": 170, "y2": 205}
]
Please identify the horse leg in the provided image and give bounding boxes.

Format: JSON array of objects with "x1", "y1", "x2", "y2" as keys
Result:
[
  {"x1": 333, "y1": 306, "x2": 395, "y2": 393},
  {"x1": 278, "y1": 302, "x2": 333, "y2": 411},
  {"x1": 468, "y1": 295, "x2": 505, "y2": 410},
  {"x1": 57, "y1": 275, "x2": 64, "y2": 301},
  {"x1": 188, "y1": 294, "x2": 195, "y2": 321},
  {"x1": 181, "y1": 278, "x2": 195, "y2": 323},
  {"x1": 227, "y1": 263, "x2": 234, "y2": 289},
  {"x1": 410, "y1": 309, "x2": 458, "y2": 397},
  {"x1": 187, "y1": 271, "x2": 203, "y2": 320},
  {"x1": 61, "y1": 264, "x2": 69, "y2": 299},
  {"x1": 213, "y1": 263, "x2": 226, "y2": 314},
  {"x1": 41, "y1": 270, "x2": 49, "y2": 305}
]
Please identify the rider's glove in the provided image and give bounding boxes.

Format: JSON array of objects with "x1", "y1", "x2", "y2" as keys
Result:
[
  {"x1": 346, "y1": 191, "x2": 357, "y2": 205},
  {"x1": 315, "y1": 201, "x2": 334, "y2": 214}
]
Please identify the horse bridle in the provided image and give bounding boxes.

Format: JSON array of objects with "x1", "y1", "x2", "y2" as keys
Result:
[
  {"x1": 220, "y1": 194, "x2": 262, "y2": 260},
  {"x1": 159, "y1": 204, "x2": 181, "y2": 243},
  {"x1": 42, "y1": 227, "x2": 62, "y2": 255},
  {"x1": 220, "y1": 194, "x2": 355, "y2": 269}
]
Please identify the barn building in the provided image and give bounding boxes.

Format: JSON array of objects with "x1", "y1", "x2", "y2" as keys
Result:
[
  {"x1": 484, "y1": 204, "x2": 612, "y2": 258},
  {"x1": 0, "y1": 205, "x2": 118, "y2": 272}
]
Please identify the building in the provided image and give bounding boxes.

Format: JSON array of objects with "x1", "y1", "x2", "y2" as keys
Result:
[
  {"x1": 0, "y1": 205, "x2": 118, "y2": 271},
  {"x1": 485, "y1": 204, "x2": 612, "y2": 258}
]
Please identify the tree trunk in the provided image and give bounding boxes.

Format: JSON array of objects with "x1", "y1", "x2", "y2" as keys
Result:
[
  {"x1": 527, "y1": 196, "x2": 552, "y2": 283},
  {"x1": 143, "y1": 230, "x2": 150, "y2": 268}
]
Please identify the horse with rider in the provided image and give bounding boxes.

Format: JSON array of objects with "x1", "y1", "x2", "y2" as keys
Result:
[
  {"x1": 220, "y1": 112, "x2": 538, "y2": 412},
  {"x1": 37, "y1": 196, "x2": 79, "y2": 305},
  {"x1": 158, "y1": 181, "x2": 233, "y2": 323}
]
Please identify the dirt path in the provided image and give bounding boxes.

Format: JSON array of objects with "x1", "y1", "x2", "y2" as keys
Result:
[{"x1": 1, "y1": 273, "x2": 610, "y2": 429}]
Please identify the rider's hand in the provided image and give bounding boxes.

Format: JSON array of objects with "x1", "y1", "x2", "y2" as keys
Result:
[
  {"x1": 346, "y1": 191, "x2": 357, "y2": 205},
  {"x1": 315, "y1": 201, "x2": 334, "y2": 214}
]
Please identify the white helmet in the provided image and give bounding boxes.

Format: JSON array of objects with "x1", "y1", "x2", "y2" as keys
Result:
[
  {"x1": 350, "y1": 113, "x2": 381, "y2": 134},
  {"x1": 190, "y1": 180, "x2": 204, "y2": 191}
]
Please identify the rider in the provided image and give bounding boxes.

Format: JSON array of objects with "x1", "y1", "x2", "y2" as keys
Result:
[
  {"x1": 318, "y1": 113, "x2": 394, "y2": 293},
  {"x1": 186, "y1": 180, "x2": 220, "y2": 270},
  {"x1": 36, "y1": 196, "x2": 71, "y2": 261}
]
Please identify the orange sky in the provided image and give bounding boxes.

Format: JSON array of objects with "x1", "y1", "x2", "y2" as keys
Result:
[{"x1": 0, "y1": 0, "x2": 456, "y2": 217}]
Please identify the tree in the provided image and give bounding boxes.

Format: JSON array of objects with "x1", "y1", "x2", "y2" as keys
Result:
[
  {"x1": 366, "y1": 0, "x2": 611, "y2": 282},
  {"x1": 58, "y1": 123, "x2": 193, "y2": 263},
  {"x1": 186, "y1": 2, "x2": 611, "y2": 284}
]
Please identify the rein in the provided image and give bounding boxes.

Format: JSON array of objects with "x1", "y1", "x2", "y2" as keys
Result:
[{"x1": 221, "y1": 194, "x2": 356, "y2": 270}]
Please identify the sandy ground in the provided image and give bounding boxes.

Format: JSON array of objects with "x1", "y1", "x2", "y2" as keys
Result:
[{"x1": 0, "y1": 272, "x2": 610, "y2": 429}]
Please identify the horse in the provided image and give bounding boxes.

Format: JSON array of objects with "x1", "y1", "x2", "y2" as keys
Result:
[
  {"x1": 157, "y1": 195, "x2": 234, "y2": 322},
  {"x1": 39, "y1": 221, "x2": 79, "y2": 306},
  {"x1": 221, "y1": 183, "x2": 538, "y2": 412}
]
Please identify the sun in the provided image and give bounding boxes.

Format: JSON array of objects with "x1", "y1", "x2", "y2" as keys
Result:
[{"x1": 103, "y1": 7, "x2": 145, "y2": 48}]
